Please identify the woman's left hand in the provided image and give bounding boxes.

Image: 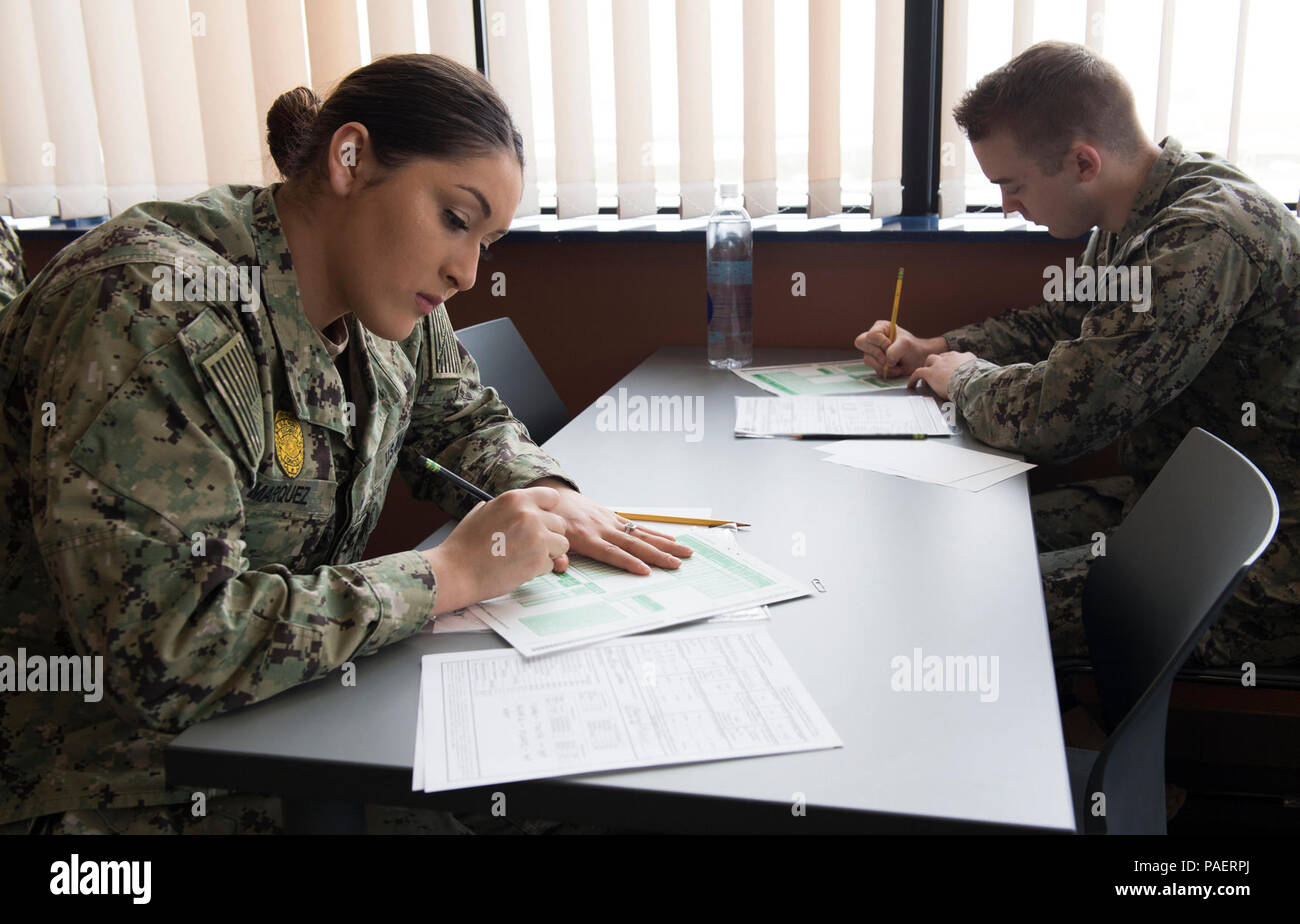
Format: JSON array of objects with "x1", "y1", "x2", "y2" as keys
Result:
[{"x1": 530, "y1": 479, "x2": 694, "y2": 574}]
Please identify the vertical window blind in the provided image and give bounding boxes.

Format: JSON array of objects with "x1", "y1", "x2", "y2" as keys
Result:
[
  {"x1": 500, "y1": 0, "x2": 902, "y2": 218},
  {"x1": 0, "y1": 0, "x2": 1293, "y2": 221},
  {"x1": 0, "y1": 0, "x2": 477, "y2": 218},
  {"x1": 956, "y1": 0, "x2": 1295, "y2": 211}
]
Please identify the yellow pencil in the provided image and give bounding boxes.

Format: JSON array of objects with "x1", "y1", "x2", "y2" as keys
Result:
[
  {"x1": 615, "y1": 512, "x2": 751, "y2": 528},
  {"x1": 882, "y1": 266, "x2": 904, "y2": 378}
]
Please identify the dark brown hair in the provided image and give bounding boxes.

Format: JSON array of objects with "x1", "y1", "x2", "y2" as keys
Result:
[
  {"x1": 266, "y1": 53, "x2": 524, "y2": 182},
  {"x1": 953, "y1": 41, "x2": 1143, "y2": 173}
]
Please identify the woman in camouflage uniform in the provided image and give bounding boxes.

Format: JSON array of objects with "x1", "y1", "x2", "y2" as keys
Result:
[{"x1": 0, "y1": 54, "x2": 689, "y2": 834}]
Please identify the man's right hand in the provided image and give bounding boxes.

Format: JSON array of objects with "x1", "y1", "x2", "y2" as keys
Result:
[
  {"x1": 854, "y1": 321, "x2": 949, "y2": 378},
  {"x1": 421, "y1": 487, "x2": 570, "y2": 616}
]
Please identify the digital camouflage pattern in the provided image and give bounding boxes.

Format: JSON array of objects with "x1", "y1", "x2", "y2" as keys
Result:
[
  {"x1": 0, "y1": 792, "x2": 602, "y2": 835},
  {"x1": 0, "y1": 218, "x2": 27, "y2": 307},
  {"x1": 0, "y1": 184, "x2": 574, "y2": 826},
  {"x1": 944, "y1": 138, "x2": 1300, "y2": 667}
]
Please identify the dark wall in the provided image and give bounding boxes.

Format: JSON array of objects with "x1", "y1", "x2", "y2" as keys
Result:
[{"x1": 437, "y1": 235, "x2": 1084, "y2": 417}]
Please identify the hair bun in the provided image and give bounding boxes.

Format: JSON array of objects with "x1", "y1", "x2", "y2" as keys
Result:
[{"x1": 266, "y1": 87, "x2": 322, "y2": 178}]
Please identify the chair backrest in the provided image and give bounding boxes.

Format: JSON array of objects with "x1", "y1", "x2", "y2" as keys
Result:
[
  {"x1": 453, "y1": 317, "x2": 571, "y2": 446},
  {"x1": 1081, "y1": 427, "x2": 1279, "y2": 833}
]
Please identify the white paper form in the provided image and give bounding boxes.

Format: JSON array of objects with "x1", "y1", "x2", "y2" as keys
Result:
[
  {"x1": 468, "y1": 529, "x2": 807, "y2": 657},
  {"x1": 816, "y1": 440, "x2": 1035, "y2": 491},
  {"x1": 734, "y1": 394, "x2": 951, "y2": 438},
  {"x1": 413, "y1": 623, "x2": 842, "y2": 793},
  {"x1": 733, "y1": 361, "x2": 907, "y2": 397}
]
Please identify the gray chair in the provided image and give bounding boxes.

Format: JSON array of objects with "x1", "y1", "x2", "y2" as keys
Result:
[
  {"x1": 1068, "y1": 428, "x2": 1279, "y2": 834},
  {"x1": 454, "y1": 317, "x2": 570, "y2": 445}
]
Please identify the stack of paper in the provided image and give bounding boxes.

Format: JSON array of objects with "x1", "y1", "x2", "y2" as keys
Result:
[
  {"x1": 412, "y1": 509, "x2": 833, "y2": 795},
  {"x1": 734, "y1": 394, "x2": 952, "y2": 438},
  {"x1": 412, "y1": 623, "x2": 842, "y2": 793},
  {"x1": 817, "y1": 440, "x2": 1035, "y2": 491}
]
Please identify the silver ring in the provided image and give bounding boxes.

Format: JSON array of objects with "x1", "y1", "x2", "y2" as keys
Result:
[{"x1": 621, "y1": 521, "x2": 637, "y2": 534}]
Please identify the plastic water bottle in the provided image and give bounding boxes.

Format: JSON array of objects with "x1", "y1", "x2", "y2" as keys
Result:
[{"x1": 706, "y1": 183, "x2": 753, "y2": 368}]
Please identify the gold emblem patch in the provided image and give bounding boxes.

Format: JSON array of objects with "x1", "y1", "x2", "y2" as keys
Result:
[{"x1": 274, "y1": 410, "x2": 304, "y2": 478}]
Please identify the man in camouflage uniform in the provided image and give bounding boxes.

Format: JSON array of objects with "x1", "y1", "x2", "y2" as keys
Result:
[
  {"x1": 0, "y1": 218, "x2": 27, "y2": 307},
  {"x1": 0, "y1": 183, "x2": 642, "y2": 834},
  {"x1": 858, "y1": 43, "x2": 1300, "y2": 668}
]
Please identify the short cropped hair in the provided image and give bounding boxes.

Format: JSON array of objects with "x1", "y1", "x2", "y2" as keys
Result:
[{"x1": 953, "y1": 41, "x2": 1144, "y2": 173}]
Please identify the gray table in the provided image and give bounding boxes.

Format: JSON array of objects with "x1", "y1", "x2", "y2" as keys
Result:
[{"x1": 167, "y1": 347, "x2": 1075, "y2": 833}]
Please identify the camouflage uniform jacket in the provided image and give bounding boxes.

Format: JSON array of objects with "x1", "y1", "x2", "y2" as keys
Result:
[
  {"x1": 944, "y1": 136, "x2": 1300, "y2": 616},
  {"x1": 0, "y1": 218, "x2": 27, "y2": 307},
  {"x1": 0, "y1": 184, "x2": 573, "y2": 824}
]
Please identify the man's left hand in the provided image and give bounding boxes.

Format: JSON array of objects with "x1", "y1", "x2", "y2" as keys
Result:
[{"x1": 908, "y1": 351, "x2": 979, "y2": 400}]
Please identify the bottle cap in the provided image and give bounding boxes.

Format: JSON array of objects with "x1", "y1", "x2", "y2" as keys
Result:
[{"x1": 719, "y1": 182, "x2": 739, "y2": 199}]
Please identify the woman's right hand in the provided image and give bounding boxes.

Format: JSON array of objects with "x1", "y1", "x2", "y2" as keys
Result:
[
  {"x1": 854, "y1": 321, "x2": 949, "y2": 378},
  {"x1": 421, "y1": 487, "x2": 569, "y2": 616}
]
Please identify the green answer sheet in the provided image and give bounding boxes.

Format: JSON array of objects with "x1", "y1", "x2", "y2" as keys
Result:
[
  {"x1": 469, "y1": 529, "x2": 809, "y2": 657},
  {"x1": 733, "y1": 361, "x2": 907, "y2": 397}
]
